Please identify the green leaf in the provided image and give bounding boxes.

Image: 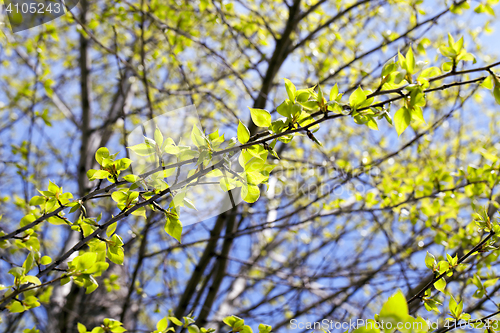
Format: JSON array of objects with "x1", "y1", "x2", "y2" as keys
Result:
[
  {"x1": 276, "y1": 100, "x2": 292, "y2": 117},
  {"x1": 23, "y1": 251, "x2": 35, "y2": 273},
  {"x1": 127, "y1": 143, "x2": 155, "y2": 156},
  {"x1": 20, "y1": 214, "x2": 36, "y2": 227},
  {"x1": 40, "y1": 256, "x2": 52, "y2": 265},
  {"x1": 164, "y1": 145, "x2": 182, "y2": 155},
  {"x1": 223, "y1": 316, "x2": 244, "y2": 328},
  {"x1": 165, "y1": 215, "x2": 182, "y2": 243},
  {"x1": 405, "y1": 46, "x2": 415, "y2": 74},
  {"x1": 95, "y1": 147, "x2": 110, "y2": 165},
  {"x1": 115, "y1": 158, "x2": 132, "y2": 171},
  {"x1": 8, "y1": 301, "x2": 26, "y2": 313},
  {"x1": 349, "y1": 87, "x2": 367, "y2": 107},
  {"x1": 410, "y1": 107, "x2": 425, "y2": 123},
  {"x1": 394, "y1": 107, "x2": 411, "y2": 136},
  {"x1": 449, "y1": 297, "x2": 458, "y2": 317},
  {"x1": 77, "y1": 323, "x2": 87, "y2": 333},
  {"x1": 187, "y1": 326, "x2": 200, "y2": 333},
  {"x1": 183, "y1": 197, "x2": 197, "y2": 210},
  {"x1": 242, "y1": 184, "x2": 260, "y2": 203},
  {"x1": 9, "y1": 267, "x2": 24, "y2": 279},
  {"x1": 237, "y1": 120, "x2": 250, "y2": 144},
  {"x1": 107, "y1": 245, "x2": 124, "y2": 265},
  {"x1": 300, "y1": 100, "x2": 320, "y2": 111},
  {"x1": 284, "y1": 78, "x2": 296, "y2": 101},
  {"x1": 382, "y1": 59, "x2": 398, "y2": 77},
  {"x1": 21, "y1": 275, "x2": 41, "y2": 286},
  {"x1": 157, "y1": 317, "x2": 168, "y2": 331},
  {"x1": 475, "y1": 3, "x2": 486, "y2": 13},
  {"x1": 493, "y1": 81, "x2": 500, "y2": 105},
  {"x1": 317, "y1": 85, "x2": 324, "y2": 103},
  {"x1": 434, "y1": 277, "x2": 447, "y2": 292},
  {"x1": 154, "y1": 127, "x2": 164, "y2": 148},
  {"x1": 241, "y1": 325, "x2": 253, "y2": 333},
  {"x1": 249, "y1": 107, "x2": 272, "y2": 127},
  {"x1": 398, "y1": 49, "x2": 406, "y2": 69},
  {"x1": 29, "y1": 196, "x2": 46, "y2": 206},
  {"x1": 330, "y1": 83, "x2": 339, "y2": 101},
  {"x1": 482, "y1": 75, "x2": 494, "y2": 89},
  {"x1": 48, "y1": 181, "x2": 59, "y2": 195},
  {"x1": 124, "y1": 175, "x2": 140, "y2": 183},
  {"x1": 79, "y1": 252, "x2": 97, "y2": 270},
  {"x1": 258, "y1": 324, "x2": 272, "y2": 333},
  {"x1": 106, "y1": 222, "x2": 118, "y2": 237},
  {"x1": 87, "y1": 169, "x2": 110, "y2": 181},
  {"x1": 379, "y1": 290, "x2": 408, "y2": 330},
  {"x1": 168, "y1": 317, "x2": 183, "y2": 326},
  {"x1": 366, "y1": 117, "x2": 378, "y2": 130},
  {"x1": 448, "y1": 33, "x2": 456, "y2": 47},
  {"x1": 90, "y1": 327, "x2": 105, "y2": 333},
  {"x1": 296, "y1": 90, "x2": 310, "y2": 102},
  {"x1": 111, "y1": 191, "x2": 128, "y2": 204},
  {"x1": 425, "y1": 252, "x2": 435, "y2": 269},
  {"x1": 437, "y1": 261, "x2": 450, "y2": 274},
  {"x1": 191, "y1": 125, "x2": 207, "y2": 148},
  {"x1": 442, "y1": 61, "x2": 453, "y2": 72}
]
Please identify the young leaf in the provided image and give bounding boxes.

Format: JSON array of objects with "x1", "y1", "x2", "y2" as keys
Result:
[
  {"x1": 168, "y1": 317, "x2": 183, "y2": 326},
  {"x1": 29, "y1": 196, "x2": 46, "y2": 206},
  {"x1": 9, "y1": 266, "x2": 24, "y2": 278},
  {"x1": 482, "y1": 75, "x2": 494, "y2": 89},
  {"x1": 406, "y1": 46, "x2": 415, "y2": 74},
  {"x1": 330, "y1": 83, "x2": 339, "y2": 101},
  {"x1": 191, "y1": 125, "x2": 207, "y2": 148},
  {"x1": 248, "y1": 107, "x2": 272, "y2": 127},
  {"x1": 237, "y1": 120, "x2": 250, "y2": 144},
  {"x1": 115, "y1": 158, "x2": 132, "y2": 171},
  {"x1": 165, "y1": 214, "x2": 182, "y2": 243},
  {"x1": 154, "y1": 127, "x2": 164, "y2": 148},
  {"x1": 434, "y1": 277, "x2": 447, "y2": 292},
  {"x1": 425, "y1": 252, "x2": 436, "y2": 269},
  {"x1": 349, "y1": 87, "x2": 367, "y2": 107},
  {"x1": 127, "y1": 143, "x2": 155, "y2": 156},
  {"x1": 242, "y1": 184, "x2": 260, "y2": 203},
  {"x1": 366, "y1": 118, "x2": 378, "y2": 130},
  {"x1": 379, "y1": 290, "x2": 408, "y2": 325},
  {"x1": 79, "y1": 252, "x2": 97, "y2": 270},
  {"x1": 95, "y1": 147, "x2": 110, "y2": 165},
  {"x1": 493, "y1": 80, "x2": 500, "y2": 105},
  {"x1": 398, "y1": 50, "x2": 406, "y2": 70},
  {"x1": 77, "y1": 323, "x2": 87, "y2": 333},
  {"x1": 123, "y1": 175, "x2": 140, "y2": 183},
  {"x1": 87, "y1": 169, "x2": 110, "y2": 181},
  {"x1": 284, "y1": 78, "x2": 296, "y2": 101},
  {"x1": 394, "y1": 107, "x2": 411, "y2": 136},
  {"x1": 40, "y1": 256, "x2": 52, "y2": 265},
  {"x1": 258, "y1": 324, "x2": 272, "y2": 333}
]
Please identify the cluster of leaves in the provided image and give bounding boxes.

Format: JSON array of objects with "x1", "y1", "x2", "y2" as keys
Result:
[
  {"x1": 234, "y1": 35, "x2": 498, "y2": 142},
  {"x1": 3, "y1": 23, "x2": 500, "y2": 331},
  {"x1": 351, "y1": 291, "x2": 428, "y2": 333},
  {"x1": 223, "y1": 316, "x2": 272, "y2": 333},
  {"x1": 418, "y1": 208, "x2": 500, "y2": 314},
  {"x1": 75, "y1": 315, "x2": 272, "y2": 333},
  {"x1": 4, "y1": 251, "x2": 43, "y2": 313},
  {"x1": 87, "y1": 147, "x2": 132, "y2": 183}
]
